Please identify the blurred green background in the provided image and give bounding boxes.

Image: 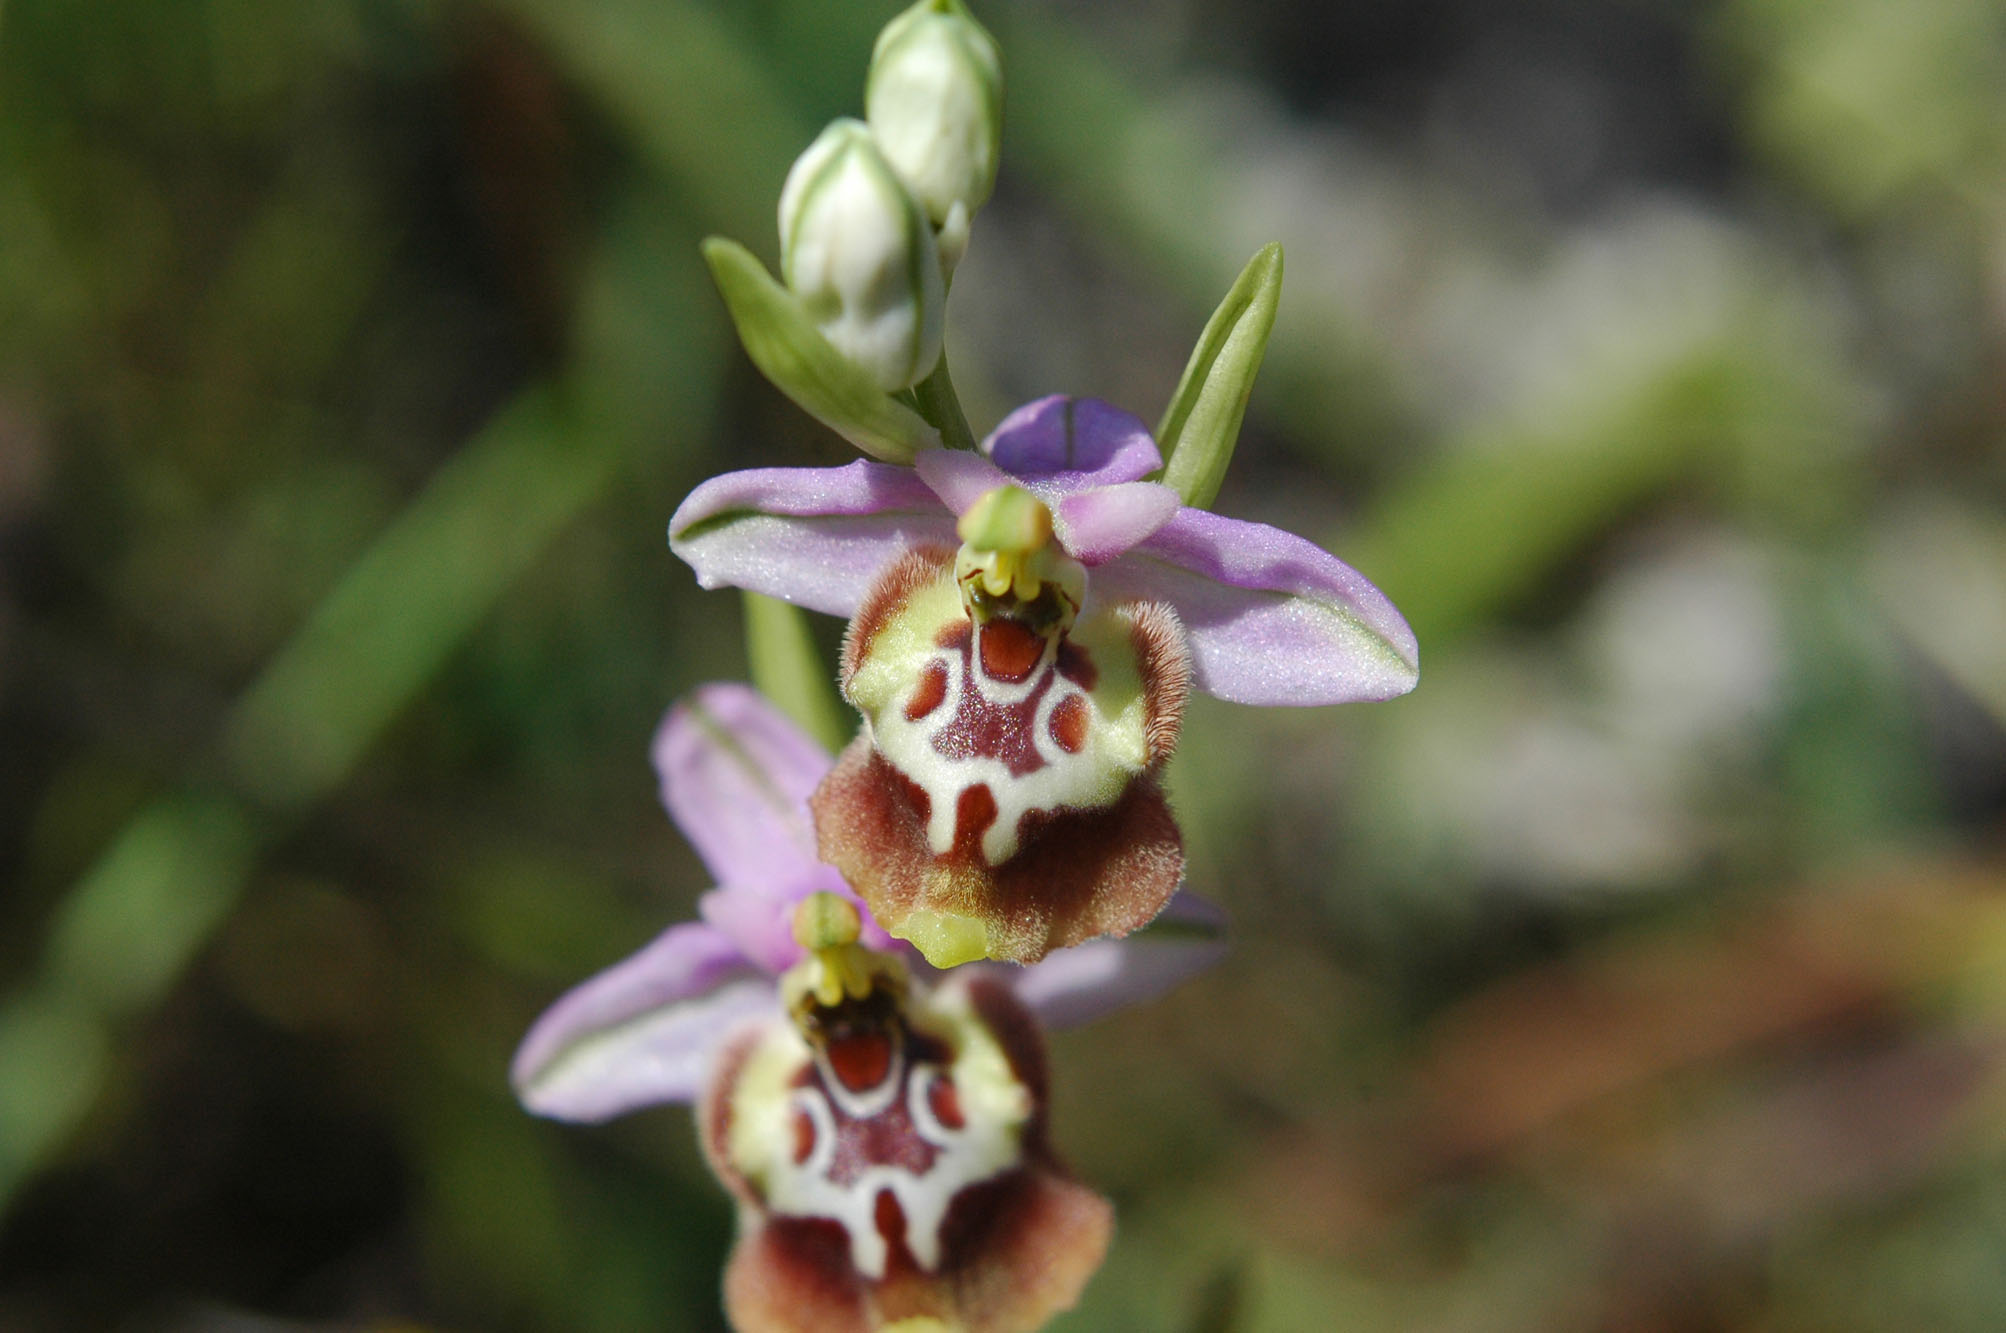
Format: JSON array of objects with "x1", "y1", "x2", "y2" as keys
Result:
[{"x1": 4, "y1": 0, "x2": 2006, "y2": 1328}]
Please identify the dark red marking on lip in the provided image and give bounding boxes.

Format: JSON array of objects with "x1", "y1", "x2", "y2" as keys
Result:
[
  {"x1": 874, "y1": 1189, "x2": 907, "y2": 1249},
  {"x1": 927, "y1": 1076, "x2": 965, "y2": 1131},
  {"x1": 821, "y1": 1058, "x2": 943, "y2": 1184},
  {"x1": 872, "y1": 1187, "x2": 921, "y2": 1276},
  {"x1": 935, "y1": 620, "x2": 972, "y2": 651},
  {"x1": 905, "y1": 659, "x2": 949, "y2": 721},
  {"x1": 826, "y1": 1032, "x2": 894, "y2": 1094},
  {"x1": 1056, "y1": 639, "x2": 1098, "y2": 691},
  {"x1": 976, "y1": 618, "x2": 1044, "y2": 683},
  {"x1": 793, "y1": 1108, "x2": 818, "y2": 1165},
  {"x1": 930, "y1": 637, "x2": 1059, "y2": 778},
  {"x1": 953, "y1": 784, "x2": 999, "y2": 860},
  {"x1": 1048, "y1": 694, "x2": 1088, "y2": 754}
]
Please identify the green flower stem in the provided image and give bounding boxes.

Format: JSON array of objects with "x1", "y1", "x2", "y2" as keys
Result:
[
  {"x1": 911, "y1": 351, "x2": 978, "y2": 451},
  {"x1": 743, "y1": 592, "x2": 850, "y2": 754}
]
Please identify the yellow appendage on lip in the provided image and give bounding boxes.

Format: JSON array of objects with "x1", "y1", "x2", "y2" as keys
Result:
[
  {"x1": 782, "y1": 892, "x2": 904, "y2": 1013},
  {"x1": 897, "y1": 906, "x2": 990, "y2": 969},
  {"x1": 953, "y1": 485, "x2": 1083, "y2": 627}
]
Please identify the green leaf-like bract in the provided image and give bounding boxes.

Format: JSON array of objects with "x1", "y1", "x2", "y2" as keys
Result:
[
  {"x1": 1156, "y1": 242, "x2": 1283, "y2": 508},
  {"x1": 702, "y1": 236, "x2": 940, "y2": 463}
]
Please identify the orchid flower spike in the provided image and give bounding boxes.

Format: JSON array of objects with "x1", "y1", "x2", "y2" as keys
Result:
[
  {"x1": 669, "y1": 397, "x2": 1417, "y2": 966},
  {"x1": 511, "y1": 685, "x2": 1226, "y2": 1330}
]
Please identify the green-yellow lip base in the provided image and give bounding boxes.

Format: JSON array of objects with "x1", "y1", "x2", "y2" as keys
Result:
[{"x1": 896, "y1": 907, "x2": 991, "y2": 969}]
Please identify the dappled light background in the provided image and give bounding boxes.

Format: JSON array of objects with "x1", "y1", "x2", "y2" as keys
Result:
[{"x1": 5, "y1": 0, "x2": 2006, "y2": 1328}]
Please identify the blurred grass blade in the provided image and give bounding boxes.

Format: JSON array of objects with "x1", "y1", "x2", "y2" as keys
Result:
[
  {"x1": 0, "y1": 792, "x2": 261, "y2": 1200},
  {"x1": 1157, "y1": 243, "x2": 1282, "y2": 508},
  {"x1": 0, "y1": 173, "x2": 731, "y2": 1213},
  {"x1": 0, "y1": 385, "x2": 611, "y2": 1213},
  {"x1": 744, "y1": 591, "x2": 849, "y2": 753},
  {"x1": 222, "y1": 387, "x2": 610, "y2": 809},
  {"x1": 44, "y1": 792, "x2": 262, "y2": 1014},
  {"x1": 0, "y1": 994, "x2": 110, "y2": 1202},
  {"x1": 0, "y1": 387, "x2": 598, "y2": 1207},
  {"x1": 702, "y1": 237, "x2": 939, "y2": 463}
]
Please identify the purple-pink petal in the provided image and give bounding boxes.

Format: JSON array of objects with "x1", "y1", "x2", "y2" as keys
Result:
[
  {"x1": 697, "y1": 870, "x2": 894, "y2": 976},
  {"x1": 511, "y1": 921, "x2": 771, "y2": 1121},
  {"x1": 982, "y1": 396, "x2": 1163, "y2": 486},
  {"x1": 1008, "y1": 890, "x2": 1227, "y2": 1030},
  {"x1": 669, "y1": 460, "x2": 960, "y2": 615},
  {"x1": 1094, "y1": 507, "x2": 1420, "y2": 706},
  {"x1": 915, "y1": 448, "x2": 1182, "y2": 565},
  {"x1": 1052, "y1": 482, "x2": 1182, "y2": 565},
  {"x1": 912, "y1": 445, "x2": 1012, "y2": 517},
  {"x1": 653, "y1": 684, "x2": 831, "y2": 890}
]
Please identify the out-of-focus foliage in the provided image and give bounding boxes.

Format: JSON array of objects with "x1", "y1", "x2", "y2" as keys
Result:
[{"x1": 2, "y1": 0, "x2": 2004, "y2": 1329}]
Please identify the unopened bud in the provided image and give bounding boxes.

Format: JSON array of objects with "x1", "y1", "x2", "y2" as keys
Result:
[
  {"x1": 779, "y1": 119, "x2": 944, "y2": 391},
  {"x1": 865, "y1": 0, "x2": 1003, "y2": 228}
]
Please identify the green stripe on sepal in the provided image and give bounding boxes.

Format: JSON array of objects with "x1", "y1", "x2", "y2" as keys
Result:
[
  {"x1": 1155, "y1": 242, "x2": 1283, "y2": 508},
  {"x1": 702, "y1": 236, "x2": 940, "y2": 463}
]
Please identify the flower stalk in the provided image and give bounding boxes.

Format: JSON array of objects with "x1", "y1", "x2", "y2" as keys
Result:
[{"x1": 908, "y1": 351, "x2": 978, "y2": 452}]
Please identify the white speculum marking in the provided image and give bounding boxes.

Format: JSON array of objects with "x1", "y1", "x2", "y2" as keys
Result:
[
  {"x1": 851, "y1": 573, "x2": 1153, "y2": 866},
  {"x1": 731, "y1": 990, "x2": 1031, "y2": 1282}
]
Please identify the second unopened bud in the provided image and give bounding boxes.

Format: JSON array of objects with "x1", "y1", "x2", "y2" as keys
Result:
[
  {"x1": 779, "y1": 118, "x2": 945, "y2": 392},
  {"x1": 865, "y1": 0, "x2": 1003, "y2": 228}
]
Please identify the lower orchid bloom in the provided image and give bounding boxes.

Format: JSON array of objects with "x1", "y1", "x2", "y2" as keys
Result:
[
  {"x1": 669, "y1": 396, "x2": 1417, "y2": 967},
  {"x1": 512, "y1": 684, "x2": 1225, "y2": 1333}
]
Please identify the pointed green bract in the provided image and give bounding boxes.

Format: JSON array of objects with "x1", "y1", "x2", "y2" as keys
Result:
[
  {"x1": 742, "y1": 591, "x2": 849, "y2": 754},
  {"x1": 701, "y1": 237, "x2": 940, "y2": 463},
  {"x1": 1155, "y1": 242, "x2": 1283, "y2": 509}
]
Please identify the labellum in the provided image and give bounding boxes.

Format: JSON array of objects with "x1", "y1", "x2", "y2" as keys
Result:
[
  {"x1": 704, "y1": 895, "x2": 1112, "y2": 1333},
  {"x1": 814, "y1": 485, "x2": 1190, "y2": 967}
]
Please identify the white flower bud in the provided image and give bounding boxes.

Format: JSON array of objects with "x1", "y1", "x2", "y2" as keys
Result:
[
  {"x1": 865, "y1": 0, "x2": 1003, "y2": 227},
  {"x1": 779, "y1": 119, "x2": 945, "y2": 392}
]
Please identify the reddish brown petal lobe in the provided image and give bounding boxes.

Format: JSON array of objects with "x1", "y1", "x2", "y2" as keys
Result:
[{"x1": 812, "y1": 739, "x2": 1183, "y2": 964}]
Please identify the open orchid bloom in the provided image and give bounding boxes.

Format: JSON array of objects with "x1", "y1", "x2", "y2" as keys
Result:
[
  {"x1": 704, "y1": 894, "x2": 1112, "y2": 1333},
  {"x1": 513, "y1": 685, "x2": 1217, "y2": 1331},
  {"x1": 669, "y1": 396, "x2": 1417, "y2": 966}
]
